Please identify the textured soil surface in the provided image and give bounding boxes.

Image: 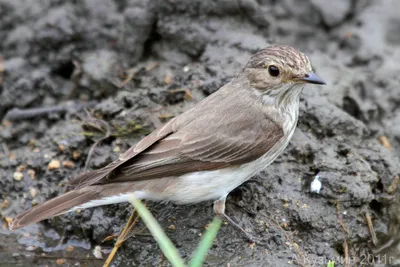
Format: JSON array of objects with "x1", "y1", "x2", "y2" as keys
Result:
[{"x1": 1, "y1": 1, "x2": 400, "y2": 266}]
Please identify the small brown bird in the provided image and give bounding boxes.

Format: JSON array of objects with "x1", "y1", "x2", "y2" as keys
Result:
[{"x1": 10, "y1": 45, "x2": 325, "y2": 241}]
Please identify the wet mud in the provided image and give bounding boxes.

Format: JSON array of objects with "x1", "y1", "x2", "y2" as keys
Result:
[{"x1": 1, "y1": 1, "x2": 400, "y2": 266}]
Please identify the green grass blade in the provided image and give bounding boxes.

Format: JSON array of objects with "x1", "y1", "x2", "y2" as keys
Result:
[
  {"x1": 189, "y1": 216, "x2": 223, "y2": 267},
  {"x1": 327, "y1": 260, "x2": 335, "y2": 267},
  {"x1": 128, "y1": 197, "x2": 185, "y2": 267}
]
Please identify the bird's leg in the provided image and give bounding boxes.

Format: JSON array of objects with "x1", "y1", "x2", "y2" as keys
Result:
[{"x1": 213, "y1": 196, "x2": 260, "y2": 243}]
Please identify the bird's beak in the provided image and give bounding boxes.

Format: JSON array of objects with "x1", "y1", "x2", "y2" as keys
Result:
[{"x1": 298, "y1": 72, "x2": 326, "y2": 85}]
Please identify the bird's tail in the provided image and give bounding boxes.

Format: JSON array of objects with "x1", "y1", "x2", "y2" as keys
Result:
[
  {"x1": 9, "y1": 180, "x2": 152, "y2": 230},
  {"x1": 9, "y1": 188, "x2": 102, "y2": 230}
]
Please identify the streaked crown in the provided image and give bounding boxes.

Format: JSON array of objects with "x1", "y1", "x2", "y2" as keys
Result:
[
  {"x1": 242, "y1": 45, "x2": 325, "y2": 91},
  {"x1": 246, "y1": 45, "x2": 312, "y2": 73}
]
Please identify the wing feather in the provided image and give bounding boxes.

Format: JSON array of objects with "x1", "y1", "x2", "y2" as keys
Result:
[
  {"x1": 69, "y1": 83, "x2": 285, "y2": 189},
  {"x1": 68, "y1": 118, "x2": 177, "y2": 190},
  {"x1": 95, "y1": 117, "x2": 283, "y2": 184}
]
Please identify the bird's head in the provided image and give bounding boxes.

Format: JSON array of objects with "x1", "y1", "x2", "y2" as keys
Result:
[{"x1": 243, "y1": 45, "x2": 326, "y2": 95}]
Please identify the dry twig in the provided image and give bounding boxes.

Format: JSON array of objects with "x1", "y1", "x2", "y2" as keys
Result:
[
  {"x1": 103, "y1": 209, "x2": 140, "y2": 267},
  {"x1": 80, "y1": 110, "x2": 111, "y2": 171},
  {"x1": 365, "y1": 212, "x2": 378, "y2": 246},
  {"x1": 4, "y1": 102, "x2": 96, "y2": 121},
  {"x1": 344, "y1": 240, "x2": 350, "y2": 267}
]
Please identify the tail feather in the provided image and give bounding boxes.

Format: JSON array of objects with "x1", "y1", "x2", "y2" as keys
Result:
[
  {"x1": 9, "y1": 180, "x2": 161, "y2": 230},
  {"x1": 9, "y1": 189, "x2": 99, "y2": 230}
]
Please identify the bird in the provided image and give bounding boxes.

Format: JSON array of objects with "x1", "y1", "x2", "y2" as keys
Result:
[{"x1": 9, "y1": 45, "x2": 326, "y2": 242}]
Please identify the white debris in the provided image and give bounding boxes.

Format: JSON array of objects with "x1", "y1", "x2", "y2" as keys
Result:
[
  {"x1": 183, "y1": 65, "x2": 190, "y2": 72},
  {"x1": 92, "y1": 245, "x2": 103, "y2": 259},
  {"x1": 310, "y1": 175, "x2": 322, "y2": 194},
  {"x1": 29, "y1": 187, "x2": 38, "y2": 198},
  {"x1": 13, "y1": 171, "x2": 24, "y2": 181}
]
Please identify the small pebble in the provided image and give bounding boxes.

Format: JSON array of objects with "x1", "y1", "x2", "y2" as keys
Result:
[
  {"x1": 48, "y1": 159, "x2": 61, "y2": 170},
  {"x1": 72, "y1": 150, "x2": 81, "y2": 159},
  {"x1": 16, "y1": 164, "x2": 25, "y2": 172},
  {"x1": 26, "y1": 246, "x2": 37, "y2": 251},
  {"x1": 56, "y1": 258, "x2": 66, "y2": 265},
  {"x1": 62, "y1": 160, "x2": 75, "y2": 168},
  {"x1": 164, "y1": 75, "x2": 173, "y2": 84},
  {"x1": 1, "y1": 199, "x2": 9, "y2": 209},
  {"x1": 27, "y1": 169, "x2": 36, "y2": 179},
  {"x1": 13, "y1": 171, "x2": 24, "y2": 181},
  {"x1": 29, "y1": 187, "x2": 39, "y2": 198}
]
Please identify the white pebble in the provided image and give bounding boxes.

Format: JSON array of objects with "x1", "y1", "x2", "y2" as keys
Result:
[
  {"x1": 93, "y1": 245, "x2": 103, "y2": 259},
  {"x1": 13, "y1": 171, "x2": 24, "y2": 181},
  {"x1": 310, "y1": 175, "x2": 322, "y2": 194},
  {"x1": 29, "y1": 187, "x2": 39, "y2": 198}
]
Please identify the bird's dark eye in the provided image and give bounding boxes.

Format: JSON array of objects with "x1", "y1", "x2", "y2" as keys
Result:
[{"x1": 268, "y1": 65, "x2": 280, "y2": 77}]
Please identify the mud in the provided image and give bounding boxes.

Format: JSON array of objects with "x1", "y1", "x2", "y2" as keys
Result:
[{"x1": 1, "y1": 0, "x2": 400, "y2": 266}]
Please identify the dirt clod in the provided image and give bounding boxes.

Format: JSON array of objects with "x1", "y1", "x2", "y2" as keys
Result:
[{"x1": 48, "y1": 160, "x2": 61, "y2": 170}]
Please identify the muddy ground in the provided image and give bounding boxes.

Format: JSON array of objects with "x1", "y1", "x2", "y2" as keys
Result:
[{"x1": 1, "y1": 0, "x2": 400, "y2": 266}]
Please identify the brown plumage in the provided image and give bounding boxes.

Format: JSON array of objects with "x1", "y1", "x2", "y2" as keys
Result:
[{"x1": 10, "y1": 45, "x2": 325, "y2": 238}]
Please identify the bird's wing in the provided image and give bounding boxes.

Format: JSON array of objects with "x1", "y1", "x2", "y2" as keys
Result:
[
  {"x1": 68, "y1": 117, "x2": 178, "y2": 190},
  {"x1": 112, "y1": 119, "x2": 283, "y2": 182},
  {"x1": 69, "y1": 112, "x2": 284, "y2": 189}
]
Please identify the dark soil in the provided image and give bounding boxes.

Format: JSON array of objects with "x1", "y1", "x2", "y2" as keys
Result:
[{"x1": 1, "y1": 1, "x2": 400, "y2": 266}]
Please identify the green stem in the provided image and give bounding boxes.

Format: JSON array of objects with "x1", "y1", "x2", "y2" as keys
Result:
[
  {"x1": 189, "y1": 217, "x2": 222, "y2": 267},
  {"x1": 128, "y1": 197, "x2": 186, "y2": 267}
]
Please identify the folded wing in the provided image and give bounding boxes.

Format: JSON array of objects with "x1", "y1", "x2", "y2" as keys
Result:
[{"x1": 69, "y1": 112, "x2": 284, "y2": 189}]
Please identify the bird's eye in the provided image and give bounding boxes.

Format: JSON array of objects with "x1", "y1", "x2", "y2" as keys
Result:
[{"x1": 268, "y1": 65, "x2": 280, "y2": 77}]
